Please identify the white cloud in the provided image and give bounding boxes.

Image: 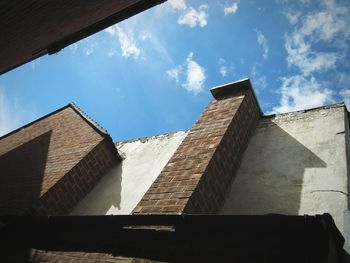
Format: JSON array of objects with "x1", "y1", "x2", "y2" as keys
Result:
[
  {"x1": 272, "y1": 75, "x2": 333, "y2": 113},
  {"x1": 283, "y1": 10, "x2": 301, "y2": 25},
  {"x1": 83, "y1": 46, "x2": 94, "y2": 56},
  {"x1": 254, "y1": 76, "x2": 268, "y2": 90},
  {"x1": 251, "y1": 64, "x2": 267, "y2": 91},
  {"x1": 30, "y1": 58, "x2": 41, "y2": 70},
  {"x1": 105, "y1": 25, "x2": 140, "y2": 58},
  {"x1": 284, "y1": 0, "x2": 350, "y2": 75},
  {"x1": 168, "y1": 0, "x2": 186, "y2": 10},
  {"x1": 0, "y1": 88, "x2": 37, "y2": 136},
  {"x1": 182, "y1": 52, "x2": 206, "y2": 94},
  {"x1": 107, "y1": 49, "x2": 117, "y2": 57},
  {"x1": 178, "y1": 5, "x2": 208, "y2": 27},
  {"x1": 224, "y1": 2, "x2": 238, "y2": 15},
  {"x1": 69, "y1": 43, "x2": 78, "y2": 54},
  {"x1": 340, "y1": 88, "x2": 350, "y2": 108},
  {"x1": 218, "y1": 58, "x2": 234, "y2": 77},
  {"x1": 220, "y1": 67, "x2": 227, "y2": 77},
  {"x1": 256, "y1": 30, "x2": 269, "y2": 59},
  {"x1": 105, "y1": 26, "x2": 117, "y2": 36},
  {"x1": 139, "y1": 32, "x2": 151, "y2": 41},
  {"x1": 82, "y1": 38, "x2": 96, "y2": 56},
  {"x1": 285, "y1": 36, "x2": 338, "y2": 75},
  {"x1": 167, "y1": 68, "x2": 180, "y2": 82}
]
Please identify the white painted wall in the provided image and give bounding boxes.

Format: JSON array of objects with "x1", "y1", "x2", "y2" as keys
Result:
[
  {"x1": 221, "y1": 105, "x2": 348, "y2": 233},
  {"x1": 71, "y1": 131, "x2": 187, "y2": 215}
]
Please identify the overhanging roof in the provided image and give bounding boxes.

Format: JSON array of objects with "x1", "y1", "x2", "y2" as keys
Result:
[{"x1": 0, "y1": 0, "x2": 166, "y2": 75}]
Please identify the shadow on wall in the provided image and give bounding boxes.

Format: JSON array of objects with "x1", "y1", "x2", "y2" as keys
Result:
[
  {"x1": 0, "y1": 130, "x2": 52, "y2": 215},
  {"x1": 0, "y1": 130, "x2": 52, "y2": 262},
  {"x1": 221, "y1": 119, "x2": 326, "y2": 215},
  {"x1": 71, "y1": 164, "x2": 122, "y2": 215}
]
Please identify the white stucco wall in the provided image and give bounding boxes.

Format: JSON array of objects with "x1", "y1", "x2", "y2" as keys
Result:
[
  {"x1": 71, "y1": 131, "x2": 187, "y2": 215},
  {"x1": 220, "y1": 105, "x2": 348, "y2": 233}
]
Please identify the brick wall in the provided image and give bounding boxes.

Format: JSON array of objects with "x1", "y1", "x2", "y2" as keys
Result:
[
  {"x1": 133, "y1": 79, "x2": 261, "y2": 214},
  {"x1": 0, "y1": 105, "x2": 119, "y2": 215}
]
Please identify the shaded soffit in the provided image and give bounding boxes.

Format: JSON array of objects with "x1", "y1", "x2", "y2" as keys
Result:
[{"x1": 0, "y1": 0, "x2": 166, "y2": 75}]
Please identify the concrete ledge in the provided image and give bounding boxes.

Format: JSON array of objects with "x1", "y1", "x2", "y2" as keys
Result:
[
  {"x1": 211, "y1": 78, "x2": 263, "y2": 116},
  {"x1": 210, "y1": 78, "x2": 252, "y2": 99}
]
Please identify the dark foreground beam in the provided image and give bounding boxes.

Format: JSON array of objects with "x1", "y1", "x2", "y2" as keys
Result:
[
  {"x1": 0, "y1": 214, "x2": 345, "y2": 262},
  {"x1": 0, "y1": 0, "x2": 166, "y2": 75}
]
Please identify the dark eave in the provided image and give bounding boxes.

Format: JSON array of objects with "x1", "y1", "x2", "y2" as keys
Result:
[{"x1": 0, "y1": 0, "x2": 166, "y2": 75}]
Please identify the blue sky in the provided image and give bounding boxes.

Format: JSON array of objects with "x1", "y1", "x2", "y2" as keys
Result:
[{"x1": 1, "y1": 0, "x2": 350, "y2": 141}]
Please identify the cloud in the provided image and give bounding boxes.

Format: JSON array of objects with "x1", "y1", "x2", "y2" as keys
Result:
[
  {"x1": 69, "y1": 43, "x2": 78, "y2": 54},
  {"x1": 167, "y1": 68, "x2": 180, "y2": 82},
  {"x1": 272, "y1": 75, "x2": 333, "y2": 113},
  {"x1": 272, "y1": 0, "x2": 350, "y2": 113},
  {"x1": 83, "y1": 46, "x2": 94, "y2": 56},
  {"x1": 168, "y1": 0, "x2": 186, "y2": 10},
  {"x1": 224, "y1": 2, "x2": 238, "y2": 15},
  {"x1": 0, "y1": 88, "x2": 37, "y2": 136},
  {"x1": 254, "y1": 76, "x2": 268, "y2": 90},
  {"x1": 105, "y1": 25, "x2": 140, "y2": 58},
  {"x1": 285, "y1": 35, "x2": 338, "y2": 75},
  {"x1": 139, "y1": 32, "x2": 151, "y2": 41},
  {"x1": 107, "y1": 49, "x2": 117, "y2": 58},
  {"x1": 284, "y1": 0, "x2": 350, "y2": 75},
  {"x1": 178, "y1": 5, "x2": 208, "y2": 27},
  {"x1": 167, "y1": 53, "x2": 206, "y2": 94},
  {"x1": 182, "y1": 52, "x2": 206, "y2": 94},
  {"x1": 218, "y1": 58, "x2": 234, "y2": 77},
  {"x1": 340, "y1": 88, "x2": 350, "y2": 108},
  {"x1": 30, "y1": 58, "x2": 41, "y2": 70},
  {"x1": 220, "y1": 67, "x2": 227, "y2": 77},
  {"x1": 283, "y1": 10, "x2": 301, "y2": 25},
  {"x1": 251, "y1": 64, "x2": 268, "y2": 91},
  {"x1": 255, "y1": 30, "x2": 269, "y2": 59},
  {"x1": 82, "y1": 38, "x2": 97, "y2": 56}
]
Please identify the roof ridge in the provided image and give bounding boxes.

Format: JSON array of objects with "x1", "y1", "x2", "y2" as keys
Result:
[
  {"x1": 262, "y1": 102, "x2": 345, "y2": 119},
  {"x1": 68, "y1": 102, "x2": 109, "y2": 136},
  {"x1": 0, "y1": 102, "x2": 111, "y2": 141}
]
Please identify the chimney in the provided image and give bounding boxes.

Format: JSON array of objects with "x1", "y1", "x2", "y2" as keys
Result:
[{"x1": 133, "y1": 79, "x2": 261, "y2": 214}]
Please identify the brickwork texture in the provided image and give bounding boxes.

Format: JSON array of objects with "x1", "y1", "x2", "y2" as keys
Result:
[
  {"x1": 0, "y1": 105, "x2": 119, "y2": 215},
  {"x1": 133, "y1": 81, "x2": 261, "y2": 214}
]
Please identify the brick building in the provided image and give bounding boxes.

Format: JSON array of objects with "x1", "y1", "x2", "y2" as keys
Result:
[{"x1": 0, "y1": 79, "x2": 349, "y2": 262}]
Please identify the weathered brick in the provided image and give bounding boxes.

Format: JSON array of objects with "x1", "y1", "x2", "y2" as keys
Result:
[
  {"x1": 0, "y1": 104, "x2": 120, "y2": 215},
  {"x1": 133, "y1": 80, "x2": 260, "y2": 214}
]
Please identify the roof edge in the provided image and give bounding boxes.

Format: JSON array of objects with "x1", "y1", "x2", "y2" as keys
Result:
[
  {"x1": 262, "y1": 102, "x2": 346, "y2": 119},
  {"x1": 0, "y1": 102, "x2": 122, "y2": 160},
  {"x1": 0, "y1": 104, "x2": 71, "y2": 141},
  {"x1": 69, "y1": 102, "x2": 109, "y2": 136},
  {"x1": 210, "y1": 78, "x2": 263, "y2": 115},
  {"x1": 68, "y1": 103, "x2": 122, "y2": 161},
  {"x1": 115, "y1": 130, "x2": 189, "y2": 146}
]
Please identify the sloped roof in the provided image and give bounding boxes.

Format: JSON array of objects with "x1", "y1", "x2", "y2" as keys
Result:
[
  {"x1": 0, "y1": 103, "x2": 121, "y2": 215},
  {"x1": 0, "y1": 103, "x2": 114, "y2": 144}
]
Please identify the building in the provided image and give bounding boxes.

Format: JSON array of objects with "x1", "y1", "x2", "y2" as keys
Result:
[{"x1": 0, "y1": 79, "x2": 349, "y2": 262}]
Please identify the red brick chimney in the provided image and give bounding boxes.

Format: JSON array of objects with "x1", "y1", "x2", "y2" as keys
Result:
[{"x1": 133, "y1": 79, "x2": 261, "y2": 214}]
